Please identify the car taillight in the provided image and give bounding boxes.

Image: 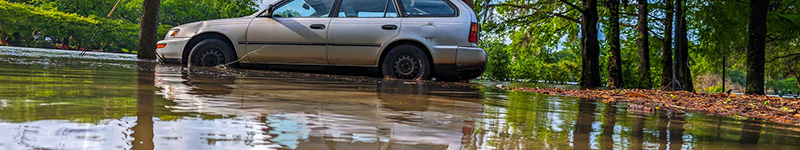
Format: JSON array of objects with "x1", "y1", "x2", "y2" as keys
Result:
[{"x1": 469, "y1": 22, "x2": 479, "y2": 43}]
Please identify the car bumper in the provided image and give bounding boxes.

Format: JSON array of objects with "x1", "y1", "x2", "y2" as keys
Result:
[
  {"x1": 156, "y1": 38, "x2": 190, "y2": 63},
  {"x1": 455, "y1": 46, "x2": 487, "y2": 71},
  {"x1": 433, "y1": 46, "x2": 487, "y2": 80}
]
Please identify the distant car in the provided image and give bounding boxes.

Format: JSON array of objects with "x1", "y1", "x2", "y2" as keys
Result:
[{"x1": 156, "y1": 0, "x2": 486, "y2": 80}]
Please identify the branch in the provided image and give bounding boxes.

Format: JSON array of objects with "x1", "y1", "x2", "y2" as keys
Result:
[
  {"x1": 600, "y1": 18, "x2": 636, "y2": 28},
  {"x1": 769, "y1": 53, "x2": 800, "y2": 63},
  {"x1": 620, "y1": 12, "x2": 666, "y2": 21},
  {"x1": 650, "y1": 30, "x2": 664, "y2": 40},
  {"x1": 559, "y1": 0, "x2": 584, "y2": 13},
  {"x1": 489, "y1": 4, "x2": 581, "y2": 24},
  {"x1": 783, "y1": 0, "x2": 799, "y2": 14}
]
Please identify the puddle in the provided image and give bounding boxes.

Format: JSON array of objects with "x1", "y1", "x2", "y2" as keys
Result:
[{"x1": 1, "y1": 46, "x2": 800, "y2": 149}]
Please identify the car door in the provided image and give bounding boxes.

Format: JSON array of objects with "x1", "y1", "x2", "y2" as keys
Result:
[
  {"x1": 245, "y1": 0, "x2": 335, "y2": 64},
  {"x1": 326, "y1": 0, "x2": 401, "y2": 66}
]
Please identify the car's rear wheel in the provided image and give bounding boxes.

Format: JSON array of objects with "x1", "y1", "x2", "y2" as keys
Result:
[
  {"x1": 187, "y1": 39, "x2": 236, "y2": 67},
  {"x1": 382, "y1": 44, "x2": 431, "y2": 80}
]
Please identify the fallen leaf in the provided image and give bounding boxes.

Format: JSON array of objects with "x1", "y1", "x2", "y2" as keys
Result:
[{"x1": 627, "y1": 92, "x2": 651, "y2": 99}]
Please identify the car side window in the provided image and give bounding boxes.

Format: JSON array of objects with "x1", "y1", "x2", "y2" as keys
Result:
[
  {"x1": 337, "y1": 0, "x2": 399, "y2": 18},
  {"x1": 399, "y1": 0, "x2": 456, "y2": 17},
  {"x1": 272, "y1": 0, "x2": 334, "y2": 17}
]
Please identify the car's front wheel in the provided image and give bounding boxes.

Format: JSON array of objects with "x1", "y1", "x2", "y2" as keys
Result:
[
  {"x1": 381, "y1": 44, "x2": 431, "y2": 80},
  {"x1": 187, "y1": 39, "x2": 236, "y2": 67}
]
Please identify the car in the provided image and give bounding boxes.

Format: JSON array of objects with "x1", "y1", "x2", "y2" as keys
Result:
[{"x1": 156, "y1": 0, "x2": 487, "y2": 81}]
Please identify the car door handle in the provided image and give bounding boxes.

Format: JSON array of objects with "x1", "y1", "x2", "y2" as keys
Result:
[
  {"x1": 381, "y1": 25, "x2": 398, "y2": 30},
  {"x1": 310, "y1": 24, "x2": 326, "y2": 29}
]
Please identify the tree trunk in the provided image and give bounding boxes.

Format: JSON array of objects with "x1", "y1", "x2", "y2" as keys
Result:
[
  {"x1": 581, "y1": 0, "x2": 602, "y2": 89},
  {"x1": 681, "y1": 15, "x2": 693, "y2": 92},
  {"x1": 463, "y1": 0, "x2": 475, "y2": 8},
  {"x1": 673, "y1": 0, "x2": 684, "y2": 90},
  {"x1": 607, "y1": 0, "x2": 623, "y2": 89},
  {"x1": 674, "y1": 0, "x2": 693, "y2": 92},
  {"x1": 637, "y1": 0, "x2": 651, "y2": 88},
  {"x1": 11, "y1": 32, "x2": 21, "y2": 46},
  {"x1": 746, "y1": 0, "x2": 768, "y2": 95},
  {"x1": 137, "y1": 0, "x2": 160, "y2": 60},
  {"x1": 661, "y1": 0, "x2": 674, "y2": 90}
]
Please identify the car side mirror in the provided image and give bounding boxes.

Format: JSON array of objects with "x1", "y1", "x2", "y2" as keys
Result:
[{"x1": 261, "y1": 4, "x2": 275, "y2": 17}]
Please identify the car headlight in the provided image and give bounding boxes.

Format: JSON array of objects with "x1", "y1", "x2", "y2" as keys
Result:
[{"x1": 167, "y1": 29, "x2": 180, "y2": 37}]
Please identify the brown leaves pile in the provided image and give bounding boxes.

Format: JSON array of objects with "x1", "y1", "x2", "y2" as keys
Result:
[{"x1": 505, "y1": 87, "x2": 800, "y2": 125}]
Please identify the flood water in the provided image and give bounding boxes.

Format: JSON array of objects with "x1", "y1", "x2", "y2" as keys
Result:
[{"x1": 1, "y1": 46, "x2": 800, "y2": 150}]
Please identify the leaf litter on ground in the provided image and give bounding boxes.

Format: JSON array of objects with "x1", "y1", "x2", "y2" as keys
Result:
[{"x1": 503, "y1": 86, "x2": 800, "y2": 125}]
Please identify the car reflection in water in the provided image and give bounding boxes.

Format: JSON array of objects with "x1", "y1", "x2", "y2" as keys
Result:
[
  {"x1": 153, "y1": 64, "x2": 484, "y2": 150},
  {"x1": 5, "y1": 47, "x2": 800, "y2": 150}
]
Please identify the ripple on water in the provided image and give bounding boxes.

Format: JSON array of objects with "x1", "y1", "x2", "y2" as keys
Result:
[{"x1": 2, "y1": 46, "x2": 800, "y2": 150}]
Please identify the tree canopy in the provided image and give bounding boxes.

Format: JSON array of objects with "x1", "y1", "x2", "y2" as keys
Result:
[
  {"x1": 478, "y1": 0, "x2": 800, "y2": 93},
  {"x1": 0, "y1": 0, "x2": 260, "y2": 53}
]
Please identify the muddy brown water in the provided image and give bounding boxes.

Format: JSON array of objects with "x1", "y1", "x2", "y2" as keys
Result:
[{"x1": 1, "y1": 46, "x2": 800, "y2": 150}]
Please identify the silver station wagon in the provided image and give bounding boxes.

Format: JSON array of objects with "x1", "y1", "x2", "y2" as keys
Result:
[{"x1": 156, "y1": 0, "x2": 487, "y2": 80}]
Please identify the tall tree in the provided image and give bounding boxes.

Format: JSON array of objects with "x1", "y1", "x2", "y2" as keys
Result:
[
  {"x1": 607, "y1": 0, "x2": 623, "y2": 89},
  {"x1": 636, "y1": 0, "x2": 651, "y2": 88},
  {"x1": 746, "y1": 0, "x2": 768, "y2": 95},
  {"x1": 581, "y1": 0, "x2": 602, "y2": 88},
  {"x1": 661, "y1": 0, "x2": 674, "y2": 90},
  {"x1": 674, "y1": 0, "x2": 692, "y2": 91},
  {"x1": 137, "y1": 0, "x2": 160, "y2": 60}
]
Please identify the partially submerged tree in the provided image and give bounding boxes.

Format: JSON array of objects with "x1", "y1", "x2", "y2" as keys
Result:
[{"x1": 137, "y1": 0, "x2": 159, "y2": 60}]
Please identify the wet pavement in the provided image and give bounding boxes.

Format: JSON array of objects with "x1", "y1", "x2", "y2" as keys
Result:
[{"x1": 1, "y1": 46, "x2": 800, "y2": 150}]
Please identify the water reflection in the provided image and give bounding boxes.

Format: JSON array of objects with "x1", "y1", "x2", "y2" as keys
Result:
[
  {"x1": 3, "y1": 47, "x2": 800, "y2": 150},
  {"x1": 133, "y1": 62, "x2": 155, "y2": 150},
  {"x1": 739, "y1": 119, "x2": 762, "y2": 149},
  {"x1": 669, "y1": 113, "x2": 686, "y2": 150},
  {"x1": 599, "y1": 103, "x2": 616, "y2": 150},
  {"x1": 573, "y1": 98, "x2": 595, "y2": 150}
]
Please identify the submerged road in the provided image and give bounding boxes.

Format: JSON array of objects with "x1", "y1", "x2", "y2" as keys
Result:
[{"x1": 1, "y1": 46, "x2": 800, "y2": 150}]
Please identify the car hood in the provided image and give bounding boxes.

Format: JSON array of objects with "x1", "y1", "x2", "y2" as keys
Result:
[{"x1": 176, "y1": 17, "x2": 254, "y2": 28}]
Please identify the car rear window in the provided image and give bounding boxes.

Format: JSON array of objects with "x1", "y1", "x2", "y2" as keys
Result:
[{"x1": 399, "y1": 0, "x2": 456, "y2": 17}]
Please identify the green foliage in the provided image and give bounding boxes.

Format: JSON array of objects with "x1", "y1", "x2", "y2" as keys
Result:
[
  {"x1": 767, "y1": 78, "x2": 800, "y2": 94},
  {"x1": 0, "y1": 0, "x2": 257, "y2": 53},
  {"x1": 482, "y1": 41, "x2": 510, "y2": 80},
  {"x1": 478, "y1": 0, "x2": 799, "y2": 91}
]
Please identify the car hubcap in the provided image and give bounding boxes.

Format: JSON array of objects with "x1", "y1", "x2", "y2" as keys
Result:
[
  {"x1": 199, "y1": 49, "x2": 224, "y2": 66},
  {"x1": 393, "y1": 55, "x2": 421, "y2": 79}
]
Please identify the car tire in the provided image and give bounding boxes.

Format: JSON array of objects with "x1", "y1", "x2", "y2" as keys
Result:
[
  {"x1": 381, "y1": 44, "x2": 431, "y2": 80},
  {"x1": 187, "y1": 39, "x2": 237, "y2": 67}
]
